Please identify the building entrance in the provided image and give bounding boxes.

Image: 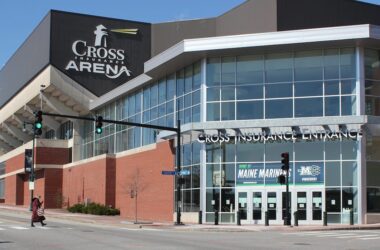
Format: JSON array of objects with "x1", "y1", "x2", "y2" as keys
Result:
[{"x1": 237, "y1": 188, "x2": 324, "y2": 225}]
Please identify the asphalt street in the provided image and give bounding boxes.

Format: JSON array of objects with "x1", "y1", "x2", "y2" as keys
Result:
[{"x1": 1, "y1": 213, "x2": 380, "y2": 250}]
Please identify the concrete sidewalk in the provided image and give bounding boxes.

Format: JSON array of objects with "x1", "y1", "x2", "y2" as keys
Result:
[{"x1": 1, "y1": 204, "x2": 380, "y2": 232}]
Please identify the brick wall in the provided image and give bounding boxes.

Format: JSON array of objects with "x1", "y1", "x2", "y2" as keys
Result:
[
  {"x1": 35, "y1": 147, "x2": 70, "y2": 165},
  {"x1": 115, "y1": 141, "x2": 175, "y2": 222},
  {"x1": 44, "y1": 169, "x2": 63, "y2": 208}
]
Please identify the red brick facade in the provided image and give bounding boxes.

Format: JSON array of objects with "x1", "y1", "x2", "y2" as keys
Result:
[{"x1": 2, "y1": 141, "x2": 175, "y2": 222}]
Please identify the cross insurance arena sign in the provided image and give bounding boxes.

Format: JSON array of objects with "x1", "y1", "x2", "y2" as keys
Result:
[{"x1": 50, "y1": 11, "x2": 151, "y2": 96}]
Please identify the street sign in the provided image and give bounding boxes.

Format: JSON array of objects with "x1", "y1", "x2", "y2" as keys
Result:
[
  {"x1": 29, "y1": 181, "x2": 34, "y2": 190},
  {"x1": 161, "y1": 170, "x2": 176, "y2": 175},
  {"x1": 180, "y1": 170, "x2": 190, "y2": 176}
]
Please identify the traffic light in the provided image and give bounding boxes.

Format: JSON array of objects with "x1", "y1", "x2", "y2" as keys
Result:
[
  {"x1": 281, "y1": 152, "x2": 289, "y2": 171},
  {"x1": 34, "y1": 111, "x2": 43, "y2": 136},
  {"x1": 95, "y1": 116, "x2": 103, "y2": 134},
  {"x1": 278, "y1": 174, "x2": 286, "y2": 185}
]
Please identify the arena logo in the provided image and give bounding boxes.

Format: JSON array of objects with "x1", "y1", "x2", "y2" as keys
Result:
[
  {"x1": 65, "y1": 24, "x2": 138, "y2": 79},
  {"x1": 298, "y1": 165, "x2": 321, "y2": 177}
]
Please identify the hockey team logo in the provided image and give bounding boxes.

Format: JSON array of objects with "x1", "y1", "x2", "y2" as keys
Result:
[
  {"x1": 65, "y1": 24, "x2": 138, "y2": 79},
  {"x1": 297, "y1": 165, "x2": 321, "y2": 177}
]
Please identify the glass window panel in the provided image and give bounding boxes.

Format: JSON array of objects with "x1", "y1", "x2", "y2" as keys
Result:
[
  {"x1": 325, "y1": 80, "x2": 340, "y2": 95},
  {"x1": 221, "y1": 87, "x2": 235, "y2": 100},
  {"x1": 143, "y1": 88, "x2": 150, "y2": 110},
  {"x1": 150, "y1": 107, "x2": 158, "y2": 120},
  {"x1": 166, "y1": 101, "x2": 174, "y2": 114},
  {"x1": 294, "y1": 141, "x2": 324, "y2": 161},
  {"x1": 158, "y1": 79, "x2": 166, "y2": 104},
  {"x1": 192, "y1": 90, "x2": 201, "y2": 105},
  {"x1": 206, "y1": 188, "x2": 220, "y2": 212},
  {"x1": 341, "y1": 95, "x2": 356, "y2": 116},
  {"x1": 182, "y1": 190, "x2": 191, "y2": 212},
  {"x1": 265, "y1": 141, "x2": 293, "y2": 161},
  {"x1": 207, "y1": 87, "x2": 220, "y2": 102},
  {"x1": 221, "y1": 188, "x2": 235, "y2": 212},
  {"x1": 367, "y1": 187, "x2": 380, "y2": 213},
  {"x1": 151, "y1": 84, "x2": 158, "y2": 107},
  {"x1": 184, "y1": 108, "x2": 191, "y2": 124},
  {"x1": 365, "y1": 49, "x2": 380, "y2": 80},
  {"x1": 236, "y1": 101, "x2": 263, "y2": 120},
  {"x1": 325, "y1": 140, "x2": 340, "y2": 160},
  {"x1": 222, "y1": 164, "x2": 235, "y2": 187},
  {"x1": 367, "y1": 136, "x2": 380, "y2": 161},
  {"x1": 176, "y1": 69, "x2": 185, "y2": 96},
  {"x1": 206, "y1": 143, "x2": 221, "y2": 163},
  {"x1": 294, "y1": 81, "x2": 323, "y2": 97},
  {"x1": 185, "y1": 65, "x2": 193, "y2": 93},
  {"x1": 221, "y1": 143, "x2": 235, "y2": 162},
  {"x1": 158, "y1": 104, "x2": 165, "y2": 117},
  {"x1": 193, "y1": 61, "x2": 201, "y2": 89},
  {"x1": 325, "y1": 96, "x2": 340, "y2": 116},
  {"x1": 236, "y1": 142, "x2": 264, "y2": 162},
  {"x1": 367, "y1": 162, "x2": 380, "y2": 186},
  {"x1": 340, "y1": 48, "x2": 355, "y2": 79},
  {"x1": 341, "y1": 79, "x2": 356, "y2": 95},
  {"x1": 166, "y1": 114, "x2": 174, "y2": 127},
  {"x1": 324, "y1": 49, "x2": 340, "y2": 80},
  {"x1": 192, "y1": 165, "x2": 200, "y2": 189},
  {"x1": 192, "y1": 142, "x2": 201, "y2": 164},
  {"x1": 184, "y1": 94, "x2": 192, "y2": 108},
  {"x1": 294, "y1": 50, "x2": 323, "y2": 81},
  {"x1": 342, "y1": 161, "x2": 357, "y2": 186},
  {"x1": 265, "y1": 99, "x2": 293, "y2": 118},
  {"x1": 221, "y1": 102, "x2": 235, "y2": 121},
  {"x1": 128, "y1": 95, "x2": 135, "y2": 116},
  {"x1": 236, "y1": 55, "x2": 264, "y2": 84},
  {"x1": 342, "y1": 187, "x2": 357, "y2": 213},
  {"x1": 342, "y1": 139, "x2": 357, "y2": 160},
  {"x1": 192, "y1": 105, "x2": 200, "y2": 122},
  {"x1": 265, "y1": 83, "x2": 292, "y2": 98},
  {"x1": 295, "y1": 98, "x2": 323, "y2": 117},
  {"x1": 325, "y1": 162, "x2": 341, "y2": 186},
  {"x1": 207, "y1": 58, "x2": 221, "y2": 87},
  {"x1": 206, "y1": 164, "x2": 221, "y2": 187},
  {"x1": 207, "y1": 103, "x2": 220, "y2": 121},
  {"x1": 236, "y1": 85, "x2": 263, "y2": 100},
  {"x1": 183, "y1": 144, "x2": 192, "y2": 166},
  {"x1": 177, "y1": 96, "x2": 184, "y2": 111},
  {"x1": 221, "y1": 57, "x2": 235, "y2": 86},
  {"x1": 166, "y1": 74, "x2": 176, "y2": 100},
  {"x1": 265, "y1": 53, "x2": 293, "y2": 83}
]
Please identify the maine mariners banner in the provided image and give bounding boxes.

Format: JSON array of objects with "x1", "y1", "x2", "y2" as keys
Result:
[{"x1": 236, "y1": 162, "x2": 323, "y2": 186}]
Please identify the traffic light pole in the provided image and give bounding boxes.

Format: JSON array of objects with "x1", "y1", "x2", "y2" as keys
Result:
[
  {"x1": 285, "y1": 168, "x2": 290, "y2": 226},
  {"x1": 29, "y1": 131, "x2": 35, "y2": 211},
  {"x1": 39, "y1": 111, "x2": 183, "y2": 225}
]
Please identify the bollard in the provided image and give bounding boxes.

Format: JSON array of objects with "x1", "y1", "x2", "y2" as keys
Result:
[
  {"x1": 350, "y1": 209, "x2": 354, "y2": 225},
  {"x1": 265, "y1": 211, "x2": 269, "y2": 226},
  {"x1": 323, "y1": 211, "x2": 327, "y2": 226},
  {"x1": 214, "y1": 210, "x2": 219, "y2": 225},
  {"x1": 198, "y1": 210, "x2": 202, "y2": 224},
  {"x1": 294, "y1": 211, "x2": 298, "y2": 226},
  {"x1": 237, "y1": 209, "x2": 241, "y2": 226}
]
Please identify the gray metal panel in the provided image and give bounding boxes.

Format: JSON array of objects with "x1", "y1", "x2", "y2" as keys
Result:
[
  {"x1": 151, "y1": 18, "x2": 216, "y2": 56},
  {"x1": 0, "y1": 12, "x2": 51, "y2": 108},
  {"x1": 215, "y1": 0, "x2": 277, "y2": 36}
]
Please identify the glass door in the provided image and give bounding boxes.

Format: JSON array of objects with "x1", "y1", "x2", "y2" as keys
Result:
[
  {"x1": 267, "y1": 192, "x2": 277, "y2": 221},
  {"x1": 238, "y1": 191, "x2": 248, "y2": 223},
  {"x1": 297, "y1": 192, "x2": 307, "y2": 220},
  {"x1": 312, "y1": 191, "x2": 322, "y2": 221},
  {"x1": 252, "y1": 192, "x2": 263, "y2": 223}
]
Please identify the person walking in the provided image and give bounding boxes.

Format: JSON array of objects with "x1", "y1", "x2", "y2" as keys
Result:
[{"x1": 31, "y1": 196, "x2": 46, "y2": 227}]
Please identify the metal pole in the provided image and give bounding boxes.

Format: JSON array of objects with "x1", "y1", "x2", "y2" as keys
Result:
[
  {"x1": 29, "y1": 131, "x2": 35, "y2": 211},
  {"x1": 176, "y1": 119, "x2": 182, "y2": 225},
  {"x1": 285, "y1": 168, "x2": 290, "y2": 226},
  {"x1": 135, "y1": 191, "x2": 137, "y2": 224}
]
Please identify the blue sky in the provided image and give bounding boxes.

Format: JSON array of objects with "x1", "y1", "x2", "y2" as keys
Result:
[{"x1": 0, "y1": 0, "x2": 379, "y2": 69}]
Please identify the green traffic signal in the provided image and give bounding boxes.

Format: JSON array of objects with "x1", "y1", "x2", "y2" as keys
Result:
[
  {"x1": 95, "y1": 127, "x2": 103, "y2": 134},
  {"x1": 35, "y1": 122, "x2": 42, "y2": 129}
]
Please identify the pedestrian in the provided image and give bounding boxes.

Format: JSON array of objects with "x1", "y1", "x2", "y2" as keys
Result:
[{"x1": 31, "y1": 195, "x2": 46, "y2": 227}]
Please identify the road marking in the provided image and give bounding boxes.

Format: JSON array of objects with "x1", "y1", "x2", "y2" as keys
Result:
[
  {"x1": 0, "y1": 227, "x2": 4, "y2": 230},
  {"x1": 360, "y1": 236, "x2": 380, "y2": 240},
  {"x1": 316, "y1": 233, "x2": 356, "y2": 237},
  {"x1": 11, "y1": 226, "x2": 29, "y2": 230},
  {"x1": 336, "y1": 234, "x2": 379, "y2": 239}
]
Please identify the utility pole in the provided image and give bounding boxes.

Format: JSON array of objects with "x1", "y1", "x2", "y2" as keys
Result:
[{"x1": 279, "y1": 152, "x2": 290, "y2": 226}]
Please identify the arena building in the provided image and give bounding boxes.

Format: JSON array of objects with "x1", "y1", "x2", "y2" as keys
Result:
[{"x1": 1, "y1": 0, "x2": 380, "y2": 225}]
